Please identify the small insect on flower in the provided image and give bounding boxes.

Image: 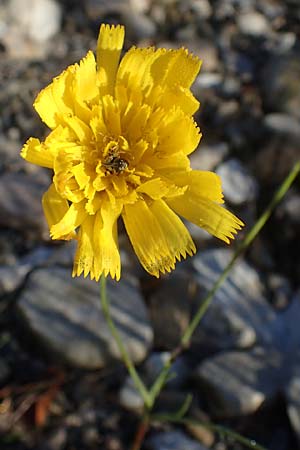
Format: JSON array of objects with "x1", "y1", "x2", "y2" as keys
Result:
[{"x1": 21, "y1": 23, "x2": 244, "y2": 281}]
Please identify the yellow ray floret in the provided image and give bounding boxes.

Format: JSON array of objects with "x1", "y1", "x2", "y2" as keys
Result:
[{"x1": 20, "y1": 23, "x2": 244, "y2": 280}]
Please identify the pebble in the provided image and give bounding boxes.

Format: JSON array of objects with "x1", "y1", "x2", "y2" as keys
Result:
[
  {"x1": 237, "y1": 11, "x2": 271, "y2": 37},
  {"x1": 216, "y1": 158, "x2": 259, "y2": 205},
  {"x1": 191, "y1": 249, "x2": 277, "y2": 352},
  {"x1": 285, "y1": 373, "x2": 300, "y2": 445},
  {"x1": 17, "y1": 267, "x2": 153, "y2": 369},
  {"x1": 148, "y1": 270, "x2": 196, "y2": 349},
  {"x1": 147, "y1": 430, "x2": 209, "y2": 450},
  {"x1": 0, "y1": 172, "x2": 48, "y2": 237},
  {"x1": 190, "y1": 142, "x2": 229, "y2": 171},
  {"x1": 195, "y1": 347, "x2": 284, "y2": 417},
  {"x1": 264, "y1": 113, "x2": 300, "y2": 138},
  {"x1": 8, "y1": 0, "x2": 62, "y2": 43},
  {"x1": 262, "y1": 52, "x2": 300, "y2": 120}
]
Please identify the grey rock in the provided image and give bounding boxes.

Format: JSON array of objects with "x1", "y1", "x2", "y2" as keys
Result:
[
  {"x1": 264, "y1": 113, "x2": 300, "y2": 138},
  {"x1": 216, "y1": 158, "x2": 258, "y2": 205},
  {"x1": 285, "y1": 371, "x2": 300, "y2": 445},
  {"x1": 237, "y1": 11, "x2": 271, "y2": 37},
  {"x1": 196, "y1": 73, "x2": 222, "y2": 90},
  {"x1": 17, "y1": 267, "x2": 153, "y2": 369},
  {"x1": 0, "y1": 246, "x2": 53, "y2": 296},
  {"x1": 190, "y1": 143, "x2": 229, "y2": 172},
  {"x1": 3, "y1": 0, "x2": 61, "y2": 58},
  {"x1": 8, "y1": 0, "x2": 61, "y2": 42},
  {"x1": 271, "y1": 290, "x2": 300, "y2": 353},
  {"x1": 189, "y1": 0, "x2": 212, "y2": 20},
  {"x1": 0, "y1": 172, "x2": 48, "y2": 237},
  {"x1": 277, "y1": 192, "x2": 300, "y2": 225},
  {"x1": 124, "y1": 11, "x2": 156, "y2": 40},
  {"x1": 148, "y1": 271, "x2": 195, "y2": 349},
  {"x1": 143, "y1": 352, "x2": 189, "y2": 388},
  {"x1": 262, "y1": 52, "x2": 300, "y2": 120},
  {"x1": 0, "y1": 265, "x2": 29, "y2": 296},
  {"x1": 85, "y1": 0, "x2": 128, "y2": 17},
  {"x1": 147, "y1": 430, "x2": 208, "y2": 450},
  {"x1": 119, "y1": 376, "x2": 144, "y2": 412},
  {"x1": 267, "y1": 273, "x2": 292, "y2": 309},
  {"x1": 192, "y1": 249, "x2": 277, "y2": 352},
  {"x1": 195, "y1": 348, "x2": 284, "y2": 417}
]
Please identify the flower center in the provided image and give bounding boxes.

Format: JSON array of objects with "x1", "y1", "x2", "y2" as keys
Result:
[{"x1": 101, "y1": 137, "x2": 129, "y2": 176}]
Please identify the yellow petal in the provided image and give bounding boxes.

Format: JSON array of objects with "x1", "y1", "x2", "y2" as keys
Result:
[
  {"x1": 122, "y1": 198, "x2": 195, "y2": 277},
  {"x1": 170, "y1": 170, "x2": 224, "y2": 203},
  {"x1": 155, "y1": 107, "x2": 201, "y2": 156},
  {"x1": 73, "y1": 50, "x2": 98, "y2": 122},
  {"x1": 97, "y1": 24, "x2": 125, "y2": 96},
  {"x1": 34, "y1": 65, "x2": 75, "y2": 129},
  {"x1": 73, "y1": 215, "x2": 95, "y2": 279},
  {"x1": 137, "y1": 178, "x2": 170, "y2": 199},
  {"x1": 21, "y1": 137, "x2": 54, "y2": 169},
  {"x1": 50, "y1": 200, "x2": 87, "y2": 240},
  {"x1": 167, "y1": 193, "x2": 244, "y2": 243},
  {"x1": 102, "y1": 95, "x2": 121, "y2": 136},
  {"x1": 93, "y1": 197, "x2": 122, "y2": 280},
  {"x1": 152, "y1": 48, "x2": 201, "y2": 90},
  {"x1": 42, "y1": 184, "x2": 76, "y2": 240}
]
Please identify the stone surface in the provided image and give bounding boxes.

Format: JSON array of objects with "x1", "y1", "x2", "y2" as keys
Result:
[
  {"x1": 2, "y1": 0, "x2": 62, "y2": 58},
  {"x1": 148, "y1": 270, "x2": 196, "y2": 349},
  {"x1": 191, "y1": 249, "x2": 277, "y2": 352},
  {"x1": 190, "y1": 143, "x2": 228, "y2": 172},
  {"x1": 17, "y1": 267, "x2": 153, "y2": 369},
  {"x1": 262, "y1": 52, "x2": 300, "y2": 120},
  {"x1": 147, "y1": 430, "x2": 209, "y2": 450},
  {"x1": 0, "y1": 246, "x2": 53, "y2": 296},
  {"x1": 0, "y1": 172, "x2": 48, "y2": 236},
  {"x1": 195, "y1": 348, "x2": 284, "y2": 417},
  {"x1": 8, "y1": 0, "x2": 62, "y2": 42},
  {"x1": 237, "y1": 11, "x2": 271, "y2": 37},
  {"x1": 285, "y1": 371, "x2": 300, "y2": 445},
  {"x1": 216, "y1": 158, "x2": 258, "y2": 204},
  {"x1": 264, "y1": 113, "x2": 300, "y2": 138},
  {"x1": 119, "y1": 375, "x2": 144, "y2": 412}
]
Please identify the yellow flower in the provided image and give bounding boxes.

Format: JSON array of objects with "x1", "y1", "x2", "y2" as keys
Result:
[{"x1": 21, "y1": 24, "x2": 243, "y2": 281}]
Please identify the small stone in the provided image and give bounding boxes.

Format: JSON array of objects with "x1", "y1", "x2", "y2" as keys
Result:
[
  {"x1": 267, "y1": 273, "x2": 292, "y2": 309},
  {"x1": 190, "y1": 143, "x2": 229, "y2": 171},
  {"x1": 148, "y1": 271, "x2": 196, "y2": 349},
  {"x1": 143, "y1": 352, "x2": 189, "y2": 388},
  {"x1": 264, "y1": 113, "x2": 300, "y2": 138},
  {"x1": 195, "y1": 348, "x2": 284, "y2": 417},
  {"x1": 17, "y1": 267, "x2": 153, "y2": 369},
  {"x1": 195, "y1": 73, "x2": 222, "y2": 90},
  {"x1": 277, "y1": 192, "x2": 300, "y2": 225},
  {"x1": 0, "y1": 172, "x2": 48, "y2": 237},
  {"x1": 11, "y1": 0, "x2": 62, "y2": 42},
  {"x1": 285, "y1": 373, "x2": 300, "y2": 445},
  {"x1": 119, "y1": 376, "x2": 143, "y2": 412},
  {"x1": 237, "y1": 11, "x2": 271, "y2": 37},
  {"x1": 262, "y1": 52, "x2": 300, "y2": 120},
  {"x1": 147, "y1": 430, "x2": 209, "y2": 450},
  {"x1": 216, "y1": 158, "x2": 258, "y2": 205},
  {"x1": 192, "y1": 249, "x2": 277, "y2": 352}
]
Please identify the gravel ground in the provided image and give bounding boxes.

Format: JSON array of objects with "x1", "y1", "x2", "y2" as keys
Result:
[{"x1": 0, "y1": 1, "x2": 300, "y2": 449}]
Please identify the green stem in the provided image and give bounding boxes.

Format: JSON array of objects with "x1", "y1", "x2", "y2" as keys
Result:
[
  {"x1": 149, "y1": 161, "x2": 300, "y2": 402},
  {"x1": 100, "y1": 276, "x2": 152, "y2": 408},
  {"x1": 151, "y1": 414, "x2": 268, "y2": 450}
]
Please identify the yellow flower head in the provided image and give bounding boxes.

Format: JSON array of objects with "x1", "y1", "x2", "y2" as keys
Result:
[{"x1": 21, "y1": 24, "x2": 243, "y2": 281}]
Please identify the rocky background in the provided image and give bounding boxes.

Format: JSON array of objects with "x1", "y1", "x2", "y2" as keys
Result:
[{"x1": 0, "y1": 0, "x2": 300, "y2": 449}]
